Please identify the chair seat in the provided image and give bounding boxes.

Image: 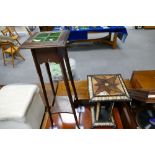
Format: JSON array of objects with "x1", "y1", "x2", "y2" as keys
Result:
[{"x1": 4, "y1": 46, "x2": 19, "y2": 53}]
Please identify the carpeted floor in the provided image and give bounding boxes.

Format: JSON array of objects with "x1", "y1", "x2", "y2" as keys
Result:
[{"x1": 0, "y1": 29, "x2": 155, "y2": 85}]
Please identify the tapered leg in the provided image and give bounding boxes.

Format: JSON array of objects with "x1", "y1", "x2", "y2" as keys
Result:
[
  {"x1": 64, "y1": 48, "x2": 79, "y2": 104},
  {"x1": 45, "y1": 62, "x2": 57, "y2": 106},
  {"x1": 31, "y1": 51, "x2": 54, "y2": 128},
  {"x1": 60, "y1": 57, "x2": 80, "y2": 129}
]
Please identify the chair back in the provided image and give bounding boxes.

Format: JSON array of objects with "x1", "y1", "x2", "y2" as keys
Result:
[
  {"x1": 6, "y1": 26, "x2": 19, "y2": 38},
  {"x1": 0, "y1": 34, "x2": 24, "y2": 67},
  {"x1": 1, "y1": 28, "x2": 10, "y2": 36}
]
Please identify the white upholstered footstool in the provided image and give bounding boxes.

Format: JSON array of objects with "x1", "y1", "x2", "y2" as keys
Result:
[{"x1": 0, "y1": 84, "x2": 45, "y2": 129}]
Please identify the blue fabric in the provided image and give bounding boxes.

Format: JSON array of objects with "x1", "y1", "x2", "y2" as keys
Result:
[
  {"x1": 53, "y1": 26, "x2": 128, "y2": 43},
  {"x1": 68, "y1": 31, "x2": 88, "y2": 40}
]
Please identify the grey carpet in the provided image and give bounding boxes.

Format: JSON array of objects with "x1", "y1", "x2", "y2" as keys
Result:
[{"x1": 0, "y1": 29, "x2": 155, "y2": 85}]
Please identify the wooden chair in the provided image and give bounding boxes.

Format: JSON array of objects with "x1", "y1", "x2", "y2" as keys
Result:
[
  {"x1": 6, "y1": 26, "x2": 19, "y2": 36},
  {"x1": 1, "y1": 27, "x2": 21, "y2": 45},
  {"x1": 0, "y1": 41, "x2": 25, "y2": 67}
]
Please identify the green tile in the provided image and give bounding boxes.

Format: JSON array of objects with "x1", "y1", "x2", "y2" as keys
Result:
[
  {"x1": 45, "y1": 37, "x2": 58, "y2": 41},
  {"x1": 32, "y1": 37, "x2": 45, "y2": 42},
  {"x1": 32, "y1": 32, "x2": 61, "y2": 42},
  {"x1": 49, "y1": 32, "x2": 61, "y2": 37},
  {"x1": 36, "y1": 33, "x2": 49, "y2": 38}
]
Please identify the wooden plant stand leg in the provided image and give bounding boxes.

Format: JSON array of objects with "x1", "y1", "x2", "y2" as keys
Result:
[
  {"x1": 45, "y1": 62, "x2": 57, "y2": 106},
  {"x1": 64, "y1": 49, "x2": 79, "y2": 104},
  {"x1": 31, "y1": 51, "x2": 54, "y2": 128},
  {"x1": 60, "y1": 57, "x2": 80, "y2": 129}
]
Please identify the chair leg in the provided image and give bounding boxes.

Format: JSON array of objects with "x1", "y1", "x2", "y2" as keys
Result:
[{"x1": 2, "y1": 52, "x2": 6, "y2": 65}]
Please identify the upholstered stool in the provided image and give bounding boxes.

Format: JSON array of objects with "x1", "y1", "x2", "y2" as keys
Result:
[{"x1": 0, "y1": 84, "x2": 45, "y2": 129}]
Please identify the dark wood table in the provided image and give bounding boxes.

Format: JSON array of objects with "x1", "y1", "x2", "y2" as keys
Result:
[
  {"x1": 129, "y1": 70, "x2": 155, "y2": 103},
  {"x1": 128, "y1": 70, "x2": 155, "y2": 128},
  {"x1": 21, "y1": 31, "x2": 80, "y2": 128}
]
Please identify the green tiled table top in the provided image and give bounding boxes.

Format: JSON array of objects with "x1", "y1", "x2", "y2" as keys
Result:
[{"x1": 32, "y1": 32, "x2": 61, "y2": 42}]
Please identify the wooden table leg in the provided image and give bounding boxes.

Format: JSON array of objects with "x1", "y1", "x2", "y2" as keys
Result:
[
  {"x1": 109, "y1": 32, "x2": 112, "y2": 41},
  {"x1": 31, "y1": 51, "x2": 54, "y2": 128},
  {"x1": 64, "y1": 48, "x2": 79, "y2": 105},
  {"x1": 112, "y1": 32, "x2": 118, "y2": 49},
  {"x1": 45, "y1": 62, "x2": 57, "y2": 106},
  {"x1": 60, "y1": 57, "x2": 80, "y2": 129}
]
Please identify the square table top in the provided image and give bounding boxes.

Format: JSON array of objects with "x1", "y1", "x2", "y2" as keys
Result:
[
  {"x1": 87, "y1": 74, "x2": 131, "y2": 102},
  {"x1": 56, "y1": 79, "x2": 131, "y2": 101},
  {"x1": 20, "y1": 30, "x2": 70, "y2": 49}
]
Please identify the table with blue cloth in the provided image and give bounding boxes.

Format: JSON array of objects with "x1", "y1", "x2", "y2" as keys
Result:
[{"x1": 53, "y1": 26, "x2": 128, "y2": 49}]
